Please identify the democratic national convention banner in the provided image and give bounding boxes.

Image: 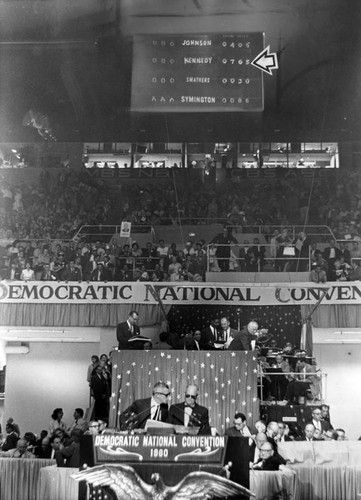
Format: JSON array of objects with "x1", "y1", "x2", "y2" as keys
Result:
[{"x1": 0, "y1": 281, "x2": 361, "y2": 306}]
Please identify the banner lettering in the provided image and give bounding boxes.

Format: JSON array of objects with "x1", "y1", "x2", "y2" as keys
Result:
[{"x1": 0, "y1": 281, "x2": 360, "y2": 305}]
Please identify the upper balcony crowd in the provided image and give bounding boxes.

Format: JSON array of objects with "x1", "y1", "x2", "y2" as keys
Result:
[{"x1": 1, "y1": 167, "x2": 361, "y2": 281}]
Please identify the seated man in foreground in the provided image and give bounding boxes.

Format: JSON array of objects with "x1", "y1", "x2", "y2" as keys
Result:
[
  {"x1": 120, "y1": 381, "x2": 170, "y2": 429},
  {"x1": 168, "y1": 383, "x2": 211, "y2": 435},
  {"x1": 251, "y1": 442, "x2": 286, "y2": 471}
]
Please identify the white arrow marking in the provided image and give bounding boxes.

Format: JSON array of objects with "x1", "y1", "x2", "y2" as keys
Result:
[{"x1": 251, "y1": 45, "x2": 278, "y2": 76}]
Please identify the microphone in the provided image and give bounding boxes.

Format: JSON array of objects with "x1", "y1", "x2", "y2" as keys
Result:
[
  {"x1": 119, "y1": 409, "x2": 137, "y2": 431},
  {"x1": 220, "y1": 461, "x2": 233, "y2": 479},
  {"x1": 120, "y1": 404, "x2": 158, "y2": 430},
  {"x1": 134, "y1": 404, "x2": 159, "y2": 427},
  {"x1": 189, "y1": 412, "x2": 202, "y2": 427}
]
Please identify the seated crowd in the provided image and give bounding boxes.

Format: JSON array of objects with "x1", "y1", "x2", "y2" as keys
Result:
[
  {"x1": 1, "y1": 167, "x2": 361, "y2": 275},
  {"x1": 0, "y1": 406, "x2": 348, "y2": 472},
  {"x1": 2, "y1": 232, "x2": 361, "y2": 282},
  {"x1": 2, "y1": 166, "x2": 361, "y2": 241},
  {"x1": 0, "y1": 411, "x2": 108, "y2": 467}
]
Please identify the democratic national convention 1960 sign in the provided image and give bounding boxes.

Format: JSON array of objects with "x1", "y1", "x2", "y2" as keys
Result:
[{"x1": 0, "y1": 281, "x2": 360, "y2": 306}]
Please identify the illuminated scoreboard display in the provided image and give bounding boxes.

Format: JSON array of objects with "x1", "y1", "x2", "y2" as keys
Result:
[{"x1": 131, "y1": 33, "x2": 264, "y2": 112}]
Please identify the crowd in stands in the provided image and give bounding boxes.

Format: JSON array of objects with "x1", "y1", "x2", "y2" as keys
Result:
[
  {"x1": 2, "y1": 231, "x2": 361, "y2": 282},
  {"x1": 2, "y1": 168, "x2": 361, "y2": 280},
  {"x1": 2, "y1": 168, "x2": 361, "y2": 242},
  {"x1": 0, "y1": 238, "x2": 209, "y2": 282}
]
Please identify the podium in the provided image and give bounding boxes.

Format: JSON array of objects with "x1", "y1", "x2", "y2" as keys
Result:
[
  {"x1": 109, "y1": 350, "x2": 259, "y2": 434},
  {"x1": 78, "y1": 433, "x2": 250, "y2": 499}
]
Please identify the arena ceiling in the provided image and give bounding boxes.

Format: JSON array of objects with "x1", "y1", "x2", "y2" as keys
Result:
[{"x1": 0, "y1": 0, "x2": 360, "y2": 143}]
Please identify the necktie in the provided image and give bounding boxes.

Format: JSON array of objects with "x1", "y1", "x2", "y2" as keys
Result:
[
  {"x1": 184, "y1": 407, "x2": 192, "y2": 426},
  {"x1": 153, "y1": 406, "x2": 160, "y2": 420}
]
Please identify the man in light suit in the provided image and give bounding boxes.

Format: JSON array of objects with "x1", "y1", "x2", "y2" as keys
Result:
[
  {"x1": 218, "y1": 317, "x2": 244, "y2": 350},
  {"x1": 120, "y1": 382, "x2": 170, "y2": 429},
  {"x1": 283, "y1": 358, "x2": 317, "y2": 404},
  {"x1": 116, "y1": 310, "x2": 141, "y2": 350},
  {"x1": 168, "y1": 384, "x2": 211, "y2": 435}
]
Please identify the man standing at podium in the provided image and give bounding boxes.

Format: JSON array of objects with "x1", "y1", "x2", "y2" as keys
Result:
[
  {"x1": 168, "y1": 384, "x2": 211, "y2": 435},
  {"x1": 121, "y1": 382, "x2": 170, "y2": 429},
  {"x1": 116, "y1": 310, "x2": 141, "y2": 350}
]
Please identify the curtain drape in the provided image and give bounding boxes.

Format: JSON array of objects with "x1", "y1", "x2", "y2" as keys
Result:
[
  {"x1": 300, "y1": 305, "x2": 361, "y2": 328},
  {"x1": 109, "y1": 350, "x2": 259, "y2": 432},
  {"x1": 0, "y1": 303, "x2": 170, "y2": 327}
]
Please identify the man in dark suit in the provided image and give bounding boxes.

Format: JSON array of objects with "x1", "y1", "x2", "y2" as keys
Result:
[
  {"x1": 323, "y1": 239, "x2": 342, "y2": 278},
  {"x1": 116, "y1": 311, "x2": 141, "y2": 350},
  {"x1": 200, "y1": 319, "x2": 220, "y2": 349},
  {"x1": 299, "y1": 423, "x2": 320, "y2": 442},
  {"x1": 252, "y1": 442, "x2": 285, "y2": 471},
  {"x1": 1, "y1": 423, "x2": 19, "y2": 451},
  {"x1": 277, "y1": 422, "x2": 293, "y2": 442},
  {"x1": 4, "y1": 263, "x2": 21, "y2": 280},
  {"x1": 186, "y1": 330, "x2": 202, "y2": 351},
  {"x1": 339, "y1": 241, "x2": 351, "y2": 264},
  {"x1": 307, "y1": 407, "x2": 332, "y2": 435},
  {"x1": 225, "y1": 319, "x2": 259, "y2": 351},
  {"x1": 120, "y1": 382, "x2": 170, "y2": 429},
  {"x1": 225, "y1": 412, "x2": 256, "y2": 438},
  {"x1": 218, "y1": 317, "x2": 243, "y2": 350},
  {"x1": 210, "y1": 226, "x2": 238, "y2": 272},
  {"x1": 168, "y1": 384, "x2": 211, "y2": 435},
  {"x1": 91, "y1": 262, "x2": 110, "y2": 282}
]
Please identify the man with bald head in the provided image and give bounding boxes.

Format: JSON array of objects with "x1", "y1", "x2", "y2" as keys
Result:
[
  {"x1": 249, "y1": 432, "x2": 268, "y2": 467},
  {"x1": 234, "y1": 320, "x2": 260, "y2": 350},
  {"x1": 222, "y1": 318, "x2": 259, "y2": 351},
  {"x1": 303, "y1": 423, "x2": 317, "y2": 441},
  {"x1": 0, "y1": 438, "x2": 35, "y2": 458},
  {"x1": 168, "y1": 384, "x2": 211, "y2": 435},
  {"x1": 252, "y1": 442, "x2": 285, "y2": 471}
]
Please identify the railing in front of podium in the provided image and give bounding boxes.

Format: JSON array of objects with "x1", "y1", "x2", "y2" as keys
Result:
[{"x1": 258, "y1": 368, "x2": 327, "y2": 404}]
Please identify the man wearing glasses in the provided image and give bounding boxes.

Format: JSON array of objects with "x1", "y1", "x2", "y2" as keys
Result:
[
  {"x1": 120, "y1": 382, "x2": 170, "y2": 429},
  {"x1": 251, "y1": 442, "x2": 285, "y2": 471},
  {"x1": 225, "y1": 412, "x2": 256, "y2": 438},
  {"x1": 307, "y1": 407, "x2": 332, "y2": 435},
  {"x1": 168, "y1": 384, "x2": 211, "y2": 435}
]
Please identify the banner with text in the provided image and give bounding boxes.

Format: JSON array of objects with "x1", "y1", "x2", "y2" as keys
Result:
[{"x1": 0, "y1": 281, "x2": 360, "y2": 306}]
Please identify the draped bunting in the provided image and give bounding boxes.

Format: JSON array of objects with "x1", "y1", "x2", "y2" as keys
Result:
[
  {"x1": 1, "y1": 302, "x2": 359, "y2": 330},
  {"x1": 109, "y1": 350, "x2": 259, "y2": 432},
  {"x1": 300, "y1": 304, "x2": 361, "y2": 328},
  {"x1": 0, "y1": 303, "x2": 169, "y2": 327}
]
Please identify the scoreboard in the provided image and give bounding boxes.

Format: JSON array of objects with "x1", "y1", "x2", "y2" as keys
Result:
[{"x1": 131, "y1": 33, "x2": 264, "y2": 112}]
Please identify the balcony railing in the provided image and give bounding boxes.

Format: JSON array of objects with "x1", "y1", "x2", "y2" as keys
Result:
[{"x1": 258, "y1": 369, "x2": 327, "y2": 404}]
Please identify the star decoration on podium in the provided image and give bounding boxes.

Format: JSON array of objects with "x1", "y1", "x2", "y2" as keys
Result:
[{"x1": 111, "y1": 350, "x2": 258, "y2": 430}]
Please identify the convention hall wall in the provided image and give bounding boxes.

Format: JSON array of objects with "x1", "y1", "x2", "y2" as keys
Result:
[{"x1": 4, "y1": 342, "x2": 95, "y2": 436}]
